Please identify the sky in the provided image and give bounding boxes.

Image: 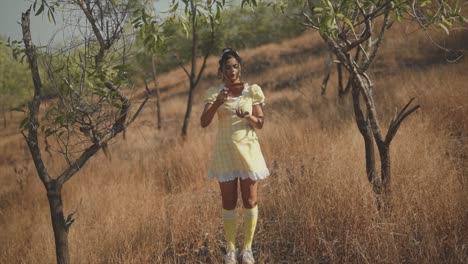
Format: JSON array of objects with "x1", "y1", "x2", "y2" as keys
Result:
[{"x1": 0, "y1": 0, "x2": 172, "y2": 44}]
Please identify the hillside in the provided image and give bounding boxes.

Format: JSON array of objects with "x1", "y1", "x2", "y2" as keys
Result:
[{"x1": 0, "y1": 24, "x2": 467, "y2": 263}]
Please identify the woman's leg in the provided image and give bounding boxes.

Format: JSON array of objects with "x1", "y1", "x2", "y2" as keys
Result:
[
  {"x1": 240, "y1": 178, "x2": 257, "y2": 208},
  {"x1": 219, "y1": 179, "x2": 238, "y2": 210},
  {"x1": 240, "y1": 178, "x2": 258, "y2": 250},
  {"x1": 219, "y1": 180, "x2": 239, "y2": 250}
]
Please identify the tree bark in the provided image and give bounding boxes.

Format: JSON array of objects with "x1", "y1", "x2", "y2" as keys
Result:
[
  {"x1": 180, "y1": 1, "x2": 216, "y2": 138},
  {"x1": 23, "y1": 11, "x2": 70, "y2": 262},
  {"x1": 151, "y1": 55, "x2": 162, "y2": 129},
  {"x1": 316, "y1": 6, "x2": 421, "y2": 210},
  {"x1": 22, "y1": 9, "x2": 51, "y2": 187},
  {"x1": 181, "y1": 0, "x2": 197, "y2": 138},
  {"x1": 47, "y1": 181, "x2": 70, "y2": 264},
  {"x1": 351, "y1": 82, "x2": 378, "y2": 191},
  {"x1": 182, "y1": 84, "x2": 194, "y2": 137},
  {"x1": 378, "y1": 140, "x2": 391, "y2": 194},
  {"x1": 339, "y1": 48, "x2": 359, "y2": 98},
  {"x1": 21, "y1": 3, "x2": 151, "y2": 263}
]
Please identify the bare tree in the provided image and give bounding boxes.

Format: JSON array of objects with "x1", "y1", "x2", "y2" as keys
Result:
[
  {"x1": 317, "y1": 0, "x2": 464, "y2": 199},
  {"x1": 19, "y1": 0, "x2": 150, "y2": 262},
  {"x1": 170, "y1": 0, "x2": 223, "y2": 138},
  {"x1": 247, "y1": 0, "x2": 465, "y2": 203}
]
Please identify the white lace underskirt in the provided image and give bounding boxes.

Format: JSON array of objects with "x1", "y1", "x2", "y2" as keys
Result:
[{"x1": 208, "y1": 168, "x2": 270, "y2": 182}]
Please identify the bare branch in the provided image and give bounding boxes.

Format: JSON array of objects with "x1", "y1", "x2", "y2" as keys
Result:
[
  {"x1": 180, "y1": 63, "x2": 191, "y2": 79},
  {"x1": 194, "y1": 15, "x2": 216, "y2": 88},
  {"x1": 21, "y1": 9, "x2": 52, "y2": 186},
  {"x1": 125, "y1": 95, "x2": 150, "y2": 128},
  {"x1": 301, "y1": 11, "x2": 320, "y2": 30},
  {"x1": 368, "y1": 0, "x2": 394, "y2": 18},
  {"x1": 362, "y1": 10, "x2": 391, "y2": 71},
  {"x1": 77, "y1": 0, "x2": 107, "y2": 64},
  {"x1": 349, "y1": 60, "x2": 384, "y2": 144},
  {"x1": 143, "y1": 78, "x2": 152, "y2": 95},
  {"x1": 351, "y1": 0, "x2": 394, "y2": 28},
  {"x1": 386, "y1": 98, "x2": 421, "y2": 143},
  {"x1": 57, "y1": 142, "x2": 101, "y2": 186},
  {"x1": 342, "y1": 5, "x2": 372, "y2": 52},
  {"x1": 342, "y1": 48, "x2": 361, "y2": 96},
  {"x1": 77, "y1": 0, "x2": 129, "y2": 67},
  {"x1": 104, "y1": 81, "x2": 129, "y2": 137},
  {"x1": 357, "y1": 43, "x2": 370, "y2": 64}
]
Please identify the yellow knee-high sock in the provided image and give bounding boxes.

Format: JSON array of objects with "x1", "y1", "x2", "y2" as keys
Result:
[
  {"x1": 223, "y1": 209, "x2": 237, "y2": 250},
  {"x1": 243, "y1": 206, "x2": 258, "y2": 249}
]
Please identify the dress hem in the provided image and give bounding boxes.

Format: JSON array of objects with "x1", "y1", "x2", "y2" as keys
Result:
[{"x1": 208, "y1": 168, "x2": 270, "y2": 182}]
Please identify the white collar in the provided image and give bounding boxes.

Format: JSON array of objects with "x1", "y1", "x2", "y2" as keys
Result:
[{"x1": 220, "y1": 83, "x2": 250, "y2": 95}]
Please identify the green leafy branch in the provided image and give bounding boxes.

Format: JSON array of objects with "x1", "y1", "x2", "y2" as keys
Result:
[{"x1": 32, "y1": 0, "x2": 59, "y2": 24}]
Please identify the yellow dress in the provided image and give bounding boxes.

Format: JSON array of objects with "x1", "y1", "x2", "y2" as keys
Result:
[{"x1": 204, "y1": 83, "x2": 270, "y2": 182}]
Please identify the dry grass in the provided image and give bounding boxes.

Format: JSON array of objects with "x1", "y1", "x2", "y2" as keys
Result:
[{"x1": 0, "y1": 26, "x2": 467, "y2": 263}]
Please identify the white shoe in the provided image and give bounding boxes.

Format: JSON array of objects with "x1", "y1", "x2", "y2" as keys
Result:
[
  {"x1": 224, "y1": 248, "x2": 238, "y2": 264},
  {"x1": 239, "y1": 248, "x2": 255, "y2": 264}
]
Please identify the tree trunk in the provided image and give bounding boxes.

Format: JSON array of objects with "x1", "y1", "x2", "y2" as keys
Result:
[
  {"x1": 182, "y1": 84, "x2": 194, "y2": 138},
  {"x1": 23, "y1": 11, "x2": 70, "y2": 262},
  {"x1": 364, "y1": 127, "x2": 377, "y2": 186},
  {"x1": 47, "y1": 181, "x2": 70, "y2": 264},
  {"x1": 151, "y1": 55, "x2": 162, "y2": 129},
  {"x1": 377, "y1": 142, "x2": 391, "y2": 194},
  {"x1": 352, "y1": 81, "x2": 385, "y2": 210},
  {"x1": 181, "y1": 0, "x2": 197, "y2": 138},
  {"x1": 351, "y1": 83, "x2": 378, "y2": 191}
]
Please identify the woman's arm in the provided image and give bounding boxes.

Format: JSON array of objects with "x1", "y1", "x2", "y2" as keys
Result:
[
  {"x1": 200, "y1": 89, "x2": 227, "y2": 128},
  {"x1": 200, "y1": 102, "x2": 221, "y2": 128},
  {"x1": 236, "y1": 104, "x2": 264, "y2": 129}
]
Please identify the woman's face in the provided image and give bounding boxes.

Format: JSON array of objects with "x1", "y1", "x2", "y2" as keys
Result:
[{"x1": 221, "y1": 57, "x2": 241, "y2": 84}]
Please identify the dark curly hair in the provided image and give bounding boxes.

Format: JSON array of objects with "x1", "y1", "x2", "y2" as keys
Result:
[{"x1": 218, "y1": 48, "x2": 242, "y2": 68}]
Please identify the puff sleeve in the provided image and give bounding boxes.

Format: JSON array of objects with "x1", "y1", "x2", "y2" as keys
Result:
[
  {"x1": 251, "y1": 84, "x2": 265, "y2": 106},
  {"x1": 204, "y1": 86, "x2": 220, "y2": 104}
]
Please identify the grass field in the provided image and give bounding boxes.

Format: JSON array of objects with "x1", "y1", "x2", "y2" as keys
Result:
[{"x1": 0, "y1": 25, "x2": 467, "y2": 263}]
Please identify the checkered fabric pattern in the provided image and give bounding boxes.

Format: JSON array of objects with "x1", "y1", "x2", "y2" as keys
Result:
[{"x1": 205, "y1": 83, "x2": 270, "y2": 182}]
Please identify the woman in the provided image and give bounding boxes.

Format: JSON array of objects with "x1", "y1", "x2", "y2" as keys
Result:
[{"x1": 200, "y1": 48, "x2": 270, "y2": 264}]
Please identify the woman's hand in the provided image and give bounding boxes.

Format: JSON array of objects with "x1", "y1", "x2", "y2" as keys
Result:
[
  {"x1": 235, "y1": 108, "x2": 250, "y2": 118},
  {"x1": 239, "y1": 105, "x2": 264, "y2": 129},
  {"x1": 214, "y1": 89, "x2": 228, "y2": 105}
]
